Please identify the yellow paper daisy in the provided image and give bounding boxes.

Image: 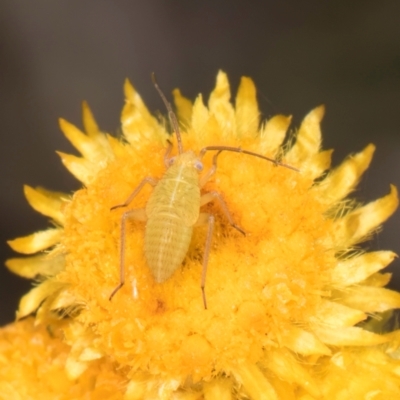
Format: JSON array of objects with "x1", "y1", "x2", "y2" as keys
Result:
[{"x1": 3, "y1": 71, "x2": 400, "y2": 399}]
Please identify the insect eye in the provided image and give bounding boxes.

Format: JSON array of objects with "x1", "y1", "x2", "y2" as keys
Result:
[
  {"x1": 167, "y1": 156, "x2": 176, "y2": 166},
  {"x1": 194, "y1": 160, "x2": 203, "y2": 171}
]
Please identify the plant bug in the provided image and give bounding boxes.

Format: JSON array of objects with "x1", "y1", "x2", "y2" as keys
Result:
[{"x1": 109, "y1": 74, "x2": 298, "y2": 308}]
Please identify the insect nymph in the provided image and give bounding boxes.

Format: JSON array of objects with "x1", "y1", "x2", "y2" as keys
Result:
[{"x1": 109, "y1": 75, "x2": 298, "y2": 308}]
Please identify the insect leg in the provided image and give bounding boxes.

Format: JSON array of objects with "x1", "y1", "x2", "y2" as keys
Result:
[
  {"x1": 199, "y1": 150, "x2": 222, "y2": 187},
  {"x1": 109, "y1": 208, "x2": 147, "y2": 301},
  {"x1": 111, "y1": 177, "x2": 157, "y2": 210},
  {"x1": 195, "y1": 212, "x2": 215, "y2": 309},
  {"x1": 200, "y1": 191, "x2": 246, "y2": 235}
]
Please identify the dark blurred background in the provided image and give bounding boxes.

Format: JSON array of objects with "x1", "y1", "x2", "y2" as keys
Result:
[{"x1": 1, "y1": 1, "x2": 400, "y2": 325}]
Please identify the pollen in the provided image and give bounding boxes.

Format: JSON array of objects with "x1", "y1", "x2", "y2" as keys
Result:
[{"x1": 3, "y1": 72, "x2": 400, "y2": 399}]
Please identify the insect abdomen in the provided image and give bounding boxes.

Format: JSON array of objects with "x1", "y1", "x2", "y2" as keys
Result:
[{"x1": 145, "y1": 213, "x2": 193, "y2": 282}]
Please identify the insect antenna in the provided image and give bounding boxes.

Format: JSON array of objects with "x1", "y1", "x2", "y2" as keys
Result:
[
  {"x1": 200, "y1": 145, "x2": 299, "y2": 172},
  {"x1": 151, "y1": 73, "x2": 184, "y2": 154}
]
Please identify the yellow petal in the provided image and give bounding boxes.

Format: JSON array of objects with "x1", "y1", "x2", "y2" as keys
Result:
[
  {"x1": 81, "y1": 100, "x2": 100, "y2": 138},
  {"x1": 124, "y1": 377, "x2": 147, "y2": 400},
  {"x1": 364, "y1": 272, "x2": 392, "y2": 287},
  {"x1": 264, "y1": 348, "x2": 320, "y2": 398},
  {"x1": 59, "y1": 118, "x2": 111, "y2": 163},
  {"x1": 5, "y1": 252, "x2": 64, "y2": 279},
  {"x1": 333, "y1": 184, "x2": 398, "y2": 246},
  {"x1": 312, "y1": 300, "x2": 366, "y2": 327},
  {"x1": 17, "y1": 280, "x2": 65, "y2": 319},
  {"x1": 35, "y1": 290, "x2": 82, "y2": 323},
  {"x1": 235, "y1": 76, "x2": 259, "y2": 137},
  {"x1": 122, "y1": 79, "x2": 165, "y2": 147},
  {"x1": 7, "y1": 228, "x2": 62, "y2": 254},
  {"x1": 338, "y1": 286, "x2": 400, "y2": 313},
  {"x1": 172, "y1": 88, "x2": 193, "y2": 129},
  {"x1": 312, "y1": 324, "x2": 388, "y2": 346},
  {"x1": 331, "y1": 251, "x2": 396, "y2": 287},
  {"x1": 23, "y1": 185, "x2": 66, "y2": 225},
  {"x1": 316, "y1": 144, "x2": 375, "y2": 204},
  {"x1": 208, "y1": 71, "x2": 235, "y2": 138},
  {"x1": 82, "y1": 101, "x2": 112, "y2": 151},
  {"x1": 324, "y1": 348, "x2": 400, "y2": 398},
  {"x1": 259, "y1": 115, "x2": 291, "y2": 156},
  {"x1": 191, "y1": 94, "x2": 210, "y2": 140},
  {"x1": 232, "y1": 362, "x2": 278, "y2": 400},
  {"x1": 65, "y1": 356, "x2": 88, "y2": 380},
  {"x1": 286, "y1": 105, "x2": 324, "y2": 163},
  {"x1": 303, "y1": 149, "x2": 333, "y2": 179},
  {"x1": 57, "y1": 151, "x2": 95, "y2": 185},
  {"x1": 203, "y1": 378, "x2": 233, "y2": 400},
  {"x1": 103, "y1": 134, "x2": 126, "y2": 160},
  {"x1": 281, "y1": 325, "x2": 331, "y2": 356}
]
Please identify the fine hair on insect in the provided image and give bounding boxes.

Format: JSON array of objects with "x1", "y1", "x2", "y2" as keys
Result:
[{"x1": 109, "y1": 73, "x2": 299, "y2": 309}]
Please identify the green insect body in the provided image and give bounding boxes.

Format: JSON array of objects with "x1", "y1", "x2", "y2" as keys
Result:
[{"x1": 145, "y1": 151, "x2": 202, "y2": 282}]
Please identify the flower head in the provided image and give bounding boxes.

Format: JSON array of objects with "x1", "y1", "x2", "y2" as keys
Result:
[{"x1": 3, "y1": 72, "x2": 400, "y2": 398}]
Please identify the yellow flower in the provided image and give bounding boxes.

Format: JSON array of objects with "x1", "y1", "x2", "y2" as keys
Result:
[{"x1": 3, "y1": 71, "x2": 400, "y2": 399}]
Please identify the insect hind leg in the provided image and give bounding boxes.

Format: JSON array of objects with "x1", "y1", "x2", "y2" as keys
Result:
[
  {"x1": 195, "y1": 213, "x2": 215, "y2": 310},
  {"x1": 200, "y1": 191, "x2": 246, "y2": 236},
  {"x1": 109, "y1": 208, "x2": 147, "y2": 301}
]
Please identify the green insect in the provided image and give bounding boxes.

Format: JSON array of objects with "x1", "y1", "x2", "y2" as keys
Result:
[{"x1": 109, "y1": 75, "x2": 298, "y2": 308}]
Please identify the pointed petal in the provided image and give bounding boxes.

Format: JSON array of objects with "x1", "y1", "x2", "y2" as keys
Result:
[
  {"x1": 57, "y1": 151, "x2": 95, "y2": 185},
  {"x1": 363, "y1": 272, "x2": 392, "y2": 287},
  {"x1": 338, "y1": 286, "x2": 400, "y2": 313},
  {"x1": 316, "y1": 144, "x2": 375, "y2": 204},
  {"x1": 82, "y1": 101, "x2": 112, "y2": 152},
  {"x1": 235, "y1": 76, "x2": 259, "y2": 137},
  {"x1": 259, "y1": 115, "x2": 292, "y2": 156},
  {"x1": 24, "y1": 185, "x2": 67, "y2": 225},
  {"x1": 47, "y1": 289, "x2": 82, "y2": 311},
  {"x1": 286, "y1": 106, "x2": 324, "y2": 163},
  {"x1": 59, "y1": 118, "x2": 110, "y2": 164},
  {"x1": 203, "y1": 378, "x2": 233, "y2": 400},
  {"x1": 6, "y1": 252, "x2": 64, "y2": 278},
  {"x1": 333, "y1": 185, "x2": 398, "y2": 246},
  {"x1": 191, "y1": 94, "x2": 209, "y2": 134},
  {"x1": 304, "y1": 149, "x2": 333, "y2": 180},
  {"x1": 81, "y1": 101, "x2": 100, "y2": 138},
  {"x1": 312, "y1": 300, "x2": 366, "y2": 327},
  {"x1": 65, "y1": 356, "x2": 88, "y2": 380},
  {"x1": 124, "y1": 377, "x2": 148, "y2": 400},
  {"x1": 265, "y1": 348, "x2": 321, "y2": 398},
  {"x1": 172, "y1": 88, "x2": 193, "y2": 129},
  {"x1": 232, "y1": 362, "x2": 278, "y2": 400},
  {"x1": 312, "y1": 324, "x2": 388, "y2": 346},
  {"x1": 192, "y1": 94, "x2": 225, "y2": 145},
  {"x1": 282, "y1": 325, "x2": 331, "y2": 356},
  {"x1": 7, "y1": 228, "x2": 62, "y2": 254},
  {"x1": 106, "y1": 134, "x2": 127, "y2": 158},
  {"x1": 208, "y1": 71, "x2": 236, "y2": 138},
  {"x1": 17, "y1": 280, "x2": 65, "y2": 319},
  {"x1": 331, "y1": 251, "x2": 396, "y2": 286},
  {"x1": 36, "y1": 289, "x2": 83, "y2": 323},
  {"x1": 122, "y1": 79, "x2": 165, "y2": 147}
]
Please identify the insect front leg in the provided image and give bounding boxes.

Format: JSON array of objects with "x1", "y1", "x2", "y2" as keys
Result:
[
  {"x1": 109, "y1": 208, "x2": 147, "y2": 301},
  {"x1": 194, "y1": 213, "x2": 215, "y2": 310},
  {"x1": 111, "y1": 177, "x2": 157, "y2": 210}
]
